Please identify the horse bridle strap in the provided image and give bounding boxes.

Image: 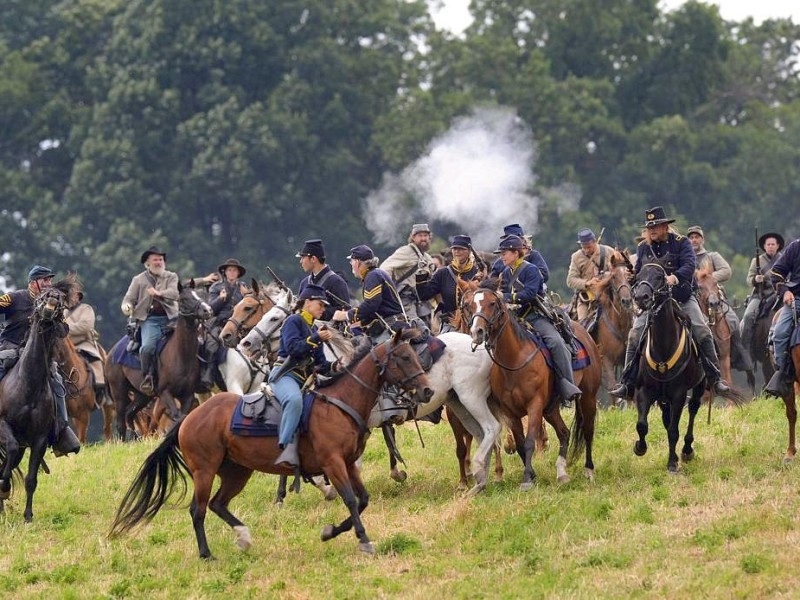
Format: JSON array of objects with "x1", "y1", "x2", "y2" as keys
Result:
[{"x1": 313, "y1": 391, "x2": 368, "y2": 436}]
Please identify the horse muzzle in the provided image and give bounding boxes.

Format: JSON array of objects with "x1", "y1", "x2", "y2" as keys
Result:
[{"x1": 415, "y1": 386, "x2": 435, "y2": 404}]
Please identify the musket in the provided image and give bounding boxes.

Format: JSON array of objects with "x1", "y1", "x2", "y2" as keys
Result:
[
  {"x1": 266, "y1": 266, "x2": 289, "y2": 292},
  {"x1": 469, "y1": 245, "x2": 487, "y2": 280},
  {"x1": 753, "y1": 227, "x2": 763, "y2": 297}
]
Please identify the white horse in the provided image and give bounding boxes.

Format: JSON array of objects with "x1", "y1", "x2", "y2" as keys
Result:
[{"x1": 241, "y1": 309, "x2": 501, "y2": 496}]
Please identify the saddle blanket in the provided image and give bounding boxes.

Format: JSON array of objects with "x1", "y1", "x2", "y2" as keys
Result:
[
  {"x1": 229, "y1": 389, "x2": 316, "y2": 438},
  {"x1": 110, "y1": 335, "x2": 168, "y2": 369},
  {"x1": 525, "y1": 330, "x2": 592, "y2": 371}
]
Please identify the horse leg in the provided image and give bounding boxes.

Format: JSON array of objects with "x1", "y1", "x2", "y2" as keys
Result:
[
  {"x1": 321, "y1": 458, "x2": 374, "y2": 554},
  {"x1": 492, "y1": 444, "x2": 504, "y2": 483},
  {"x1": 543, "y1": 408, "x2": 571, "y2": 484},
  {"x1": 381, "y1": 424, "x2": 406, "y2": 483},
  {"x1": 783, "y1": 391, "x2": 797, "y2": 463},
  {"x1": 275, "y1": 476, "x2": 288, "y2": 506},
  {"x1": 208, "y1": 462, "x2": 254, "y2": 551},
  {"x1": 189, "y1": 467, "x2": 217, "y2": 559},
  {"x1": 578, "y1": 391, "x2": 597, "y2": 481},
  {"x1": 102, "y1": 402, "x2": 115, "y2": 442},
  {"x1": 0, "y1": 421, "x2": 20, "y2": 500},
  {"x1": 682, "y1": 385, "x2": 703, "y2": 462},
  {"x1": 23, "y1": 439, "x2": 48, "y2": 523},
  {"x1": 460, "y1": 397, "x2": 502, "y2": 496},
  {"x1": 633, "y1": 392, "x2": 650, "y2": 457},
  {"x1": 663, "y1": 400, "x2": 683, "y2": 473},
  {"x1": 520, "y1": 404, "x2": 544, "y2": 491},
  {"x1": 446, "y1": 410, "x2": 471, "y2": 491}
]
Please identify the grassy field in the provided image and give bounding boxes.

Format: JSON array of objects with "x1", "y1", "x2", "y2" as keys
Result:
[{"x1": 1, "y1": 397, "x2": 800, "y2": 599}]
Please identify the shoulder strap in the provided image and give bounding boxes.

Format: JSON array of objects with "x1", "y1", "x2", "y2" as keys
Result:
[
  {"x1": 598, "y1": 246, "x2": 607, "y2": 273},
  {"x1": 315, "y1": 269, "x2": 334, "y2": 287}
]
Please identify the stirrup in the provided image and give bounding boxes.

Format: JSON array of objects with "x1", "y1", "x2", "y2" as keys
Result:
[
  {"x1": 52, "y1": 426, "x2": 81, "y2": 457},
  {"x1": 609, "y1": 382, "x2": 632, "y2": 399},
  {"x1": 140, "y1": 375, "x2": 155, "y2": 395}
]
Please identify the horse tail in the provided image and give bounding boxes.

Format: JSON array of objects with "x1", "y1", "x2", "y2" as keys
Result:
[
  {"x1": 718, "y1": 384, "x2": 752, "y2": 407},
  {"x1": 567, "y1": 402, "x2": 586, "y2": 465},
  {"x1": 109, "y1": 418, "x2": 189, "y2": 537}
]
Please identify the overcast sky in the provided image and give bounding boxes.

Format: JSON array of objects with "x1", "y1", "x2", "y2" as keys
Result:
[{"x1": 431, "y1": 0, "x2": 799, "y2": 35}]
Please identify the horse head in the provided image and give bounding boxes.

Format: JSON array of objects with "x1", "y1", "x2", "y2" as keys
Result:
[
  {"x1": 220, "y1": 284, "x2": 276, "y2": 347},
  {"x1": 461, "y1": 284, "x2": 506, "y2": 348},
  {"x1": 239, "y1": 291, "x2": 294, "y2": 357},
  {"x1": 35, "y1": 288, "x2": 68, "y2": 323},
  {"x1": 373, "y1": 328, "x2": 433, "y2": 405},
  {"x1": 608, "y1": 250, "x2": 634, "y2": 310},
  {"x1": 695, "y1": 263, "x2": 722, "y2": 317},
  {"x1": 178, "y1": 280, "x2": 213, "y2": 321},
  {"x1": 633, "y1": 261, "x2": 670, "y2": 311}
]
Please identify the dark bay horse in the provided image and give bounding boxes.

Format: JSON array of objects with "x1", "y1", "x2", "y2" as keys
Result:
[
  {"x1": 0, "y1": 286, "x2": 71, "y2": 521},
  {"x1": 106, "y1": 281, "x2": 212, "y2": 439},
  {"x1": 631, "y1": 261, "x2": 747, "y2": 472},
  {"x1": 110, "y1": 329, "x2": 433, "y2": 558},
  {"x1": 747, "y1": 297, "x2": 780, "y2": 393},
  {"x1": 461, "y1": 286, "x2": 600, "y2": 490}
]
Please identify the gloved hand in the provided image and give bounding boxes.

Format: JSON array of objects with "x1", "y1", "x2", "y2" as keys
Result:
[{"x1": 121, "y1": 302, "x2": 133, "y2": 316}]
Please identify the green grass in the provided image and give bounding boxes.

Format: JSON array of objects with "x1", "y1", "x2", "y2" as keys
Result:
[{"x1": 2, "y1": 397, "x2": 800, "y2": 598}]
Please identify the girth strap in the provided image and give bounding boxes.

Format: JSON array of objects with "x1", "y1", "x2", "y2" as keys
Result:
[{"x1": 315, "y1": 392, "x2": 368, "y2": 436}]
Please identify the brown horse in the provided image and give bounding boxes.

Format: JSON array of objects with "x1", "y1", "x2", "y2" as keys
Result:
[
  {"x1": 105, "y1": 281, "x2": 212, "y2": 439},
  {"x1": 590, "y1": 250, "x2": 634, "y2": 404},
  {"x1": 747, "y1": 297, "x2": 780, "y2": 393},
  {"x1": 110, "y1": 329, "x2": 433, "y2": 558},
  {"x1": 461, "y1": 286, "x2": 600, "y2": 490},
  {"x1": 219, "y1": 280, "x2": 277, "y2": 348},
  {"x1": 446, "y1": 405, "x2": 504, "y2": 491},
  {"x1": 695, "y1": 264, "x2": 734, "y2": 403},
  {"x1": 54, "y1": 337, "x2": 114, "y2": 443}
]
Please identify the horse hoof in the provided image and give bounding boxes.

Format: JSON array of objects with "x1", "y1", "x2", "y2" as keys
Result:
[
  {"x1": 783, "y1": 454, "x2": 795, "y2": 466},
  {"x1": 681, "y1": 450, "x2": 694, "y2": 463},
  {"x1": 466, "y1": 483, "x2": 486, "y2": 497},
  {"x1": 584, "y1": 468, "x2": 595, "y2": 482},
  {"x1": 457, "y1": 482, "x2": 468, "y2": 492},
  {"x1": 633, "y1": 442, "x2": 647, "y2": 457},
  {"x1": 519, "y1": 481, "x2": 533, "y2": 492},
  {"x1": 275, "y1": 500, "x2": 284, "y2": 509},
  {"x1": 321, "y1": 524, "x2": 335, "y2": 542},
  {"x1": 390, "y1": 470, "x2": 407, "y2": 483},
  {"x1": 557, "y1": 474, "x2": 571, "y2": 484},
  {"x1": 668, "y1": 465, "x2": 679, "y2": 474},
  {"x1": 322, "y1": 486, "x2": 338, "y2": 501},
  {"x1": 359, "y1": 542, "x2": 375, "y2": 555},
  {"x1": 234, "y1": 526, "x2": 252, "y2": 551}
]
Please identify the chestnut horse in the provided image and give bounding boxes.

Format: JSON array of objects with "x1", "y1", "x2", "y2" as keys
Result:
[
  {"x1": 218, "y1": 280, "x2": 277, "y2": 349},
  {"x1": 769, "y1": 305, "x2": 800, "y2": 463},
  {"x1": 461, "y1": 286, "x2": 600, "y2": 490},
  {"x1": 105, "y1": 281, "x2": 212, "y2": 439},
  {"x1": 695, "y1": 264, "x2": 733, "y2": 402},
  {"x1": 54, "y1": 337, "x2": 114, "y2": 442},
  {"x1": 110, "y1": 329, "x2": 433, "y2": 558}
]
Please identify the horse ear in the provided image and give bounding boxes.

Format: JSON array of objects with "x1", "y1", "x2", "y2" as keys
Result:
[
  {"x1": 178, "y1": 280, "x2": 184, "y2": 293},
  {"x1": 189, "y1": 278, "x2": 196, "y2": 289},
  {"x1": 251, "y1": 279, "x2": 260, "y2": 296}
]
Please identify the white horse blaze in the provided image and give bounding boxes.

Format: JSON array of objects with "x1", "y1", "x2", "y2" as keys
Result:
[{"x1": 470, "y1": 291, "x2": 485, "y2": 336}]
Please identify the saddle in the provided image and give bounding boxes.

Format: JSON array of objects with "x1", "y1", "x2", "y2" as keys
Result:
[{"x1": 230, "y1": 384, "x2": 317, "y2": 438}]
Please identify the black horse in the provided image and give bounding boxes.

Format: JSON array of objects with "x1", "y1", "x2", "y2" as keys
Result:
[
  {"x1": 0, "y1": 286, "x2": 71, "y2": 521},
  {"x1": 631, "y1": 261, "x2": 710, "y2": 472}
]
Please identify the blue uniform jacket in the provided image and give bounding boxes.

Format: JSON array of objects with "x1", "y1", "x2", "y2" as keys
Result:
[
  {"x1": 347, "y1": 267, "x2": 403, "y2": 326},
  {"x1": 635, "y1": 233, "x2": 696, "y2": 301},
  {"x1": 418, "y1": 263, "x2": 479, "y2": 316},
  {"x1": 770, "y1": 239, "x2": 800, "y2": 294},
  {"x1": 299, "y1": 265, "x2": 351, "y2": 321},
  {"x1": 276, "y1": 312, "x2": 331, "y2": 383},
  {"x1": 491, "y1": 250, "x2": 549, "y2": 282},
  {"x1": 0, "y1": 289, "x2": 35, "y2": 346},
  {"x1": 499, "y1": 260, "x2": 545, "y2": 318}
]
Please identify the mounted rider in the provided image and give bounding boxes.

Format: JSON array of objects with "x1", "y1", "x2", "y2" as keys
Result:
[
  {"x1": 269, "y1": 284, "x2": 333, "y2": 469},
  {"x1": 0, "y1": 265, "x2": 81, "y2": 456},
  {"x1": 380, "y1": 224, "x2": 436, "y2": 328},
  {"x1": 610, "y1": 207, "x2": 731, "y2": 399},
  {"x1": 332, "y1": 245, "x2": 407, "y2": 344},
  {"x1": 417, "y1": 234, "x2": 481, "y2": 334},
  {"x1": 296, "y1": 239, "x2": 351, "y2": 321},
  {"x1": 64, "y1": 285, "x2": 109, "y2": 406},
  {"x1": 566, "y1": 228, "x2": 616, "y2": 324},
  {"x1": 764, "y1": 237, "x2": 800, "y2": 397},
  {"x1": 741, "y1": 232, "x2": 784, "y2": 353},
  {"x1": 200, "y1": 258, "x2": 249, "y2": 391},
  {"x1": 686, "y1": 225, "x2": 751, "y2": 371},
  {"x1": 121, "y1": 246, "x2": 179, "y2": 396},
  {"x1": 495, "y1": 234, "x2": 583, "y2": 407},
  {"x1": 490, "y1": 223, "x2": 549, "y2": 284}
]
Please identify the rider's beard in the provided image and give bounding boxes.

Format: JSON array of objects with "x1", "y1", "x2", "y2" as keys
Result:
[
  {"x1": 415, "y1": 240, "x2": 430, "y2": 253},
  {"x1": 148, "y1": 264, "x2": 165, "y2": 277}
]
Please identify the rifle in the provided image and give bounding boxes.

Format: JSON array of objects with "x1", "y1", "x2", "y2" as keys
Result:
[
  {"x1": 470, "y1": 245, "x2": 487, "y2": 280},
  {"x1": 266, "y1": 266, "x2": 289, "y2": 292},
  {"x1": 753, "y1": 227, "x2": 763, "y2": 297}
]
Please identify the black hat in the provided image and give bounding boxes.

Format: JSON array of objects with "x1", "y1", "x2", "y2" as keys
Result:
[
  {"x1": 217, "y1": 258, "x2": 246, "y2": 277},
  {"x1": 347, "y1": 245, "x2": 374, "y2": 261},
  {"x1": 450, "y1": 234, "x2": 472, "y2": 249},
  {"x1": 140, "y1": 246, "x2": 167, "y2": 264},
  {"x1": 28, "y1": 265, "x2": 55, "y2": 282},
  {"x1": 493, "y1": 235, "x2": 526, "y2": 254},
  {"x1": 298, "y1": 284, "x2": 330, "y2": 305},
  {"x1": 295, "y1": 239, "x2": 326, "y2": 260},
  {"x1": 503, "y1": 223, "x2": 525, "y2": 237},
  {"x1": 577, "y1": 228, "x2": 596, "y2": 244},
  {"x1": 643, "y1": 206, "x2": 676, "y2": 228},
  {"x1": 759, "y1": 232, "x2": 785, "y2": 252}
]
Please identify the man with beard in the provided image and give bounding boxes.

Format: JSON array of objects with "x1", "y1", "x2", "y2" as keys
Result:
[
  {"x1": 380, "y1": 223, "x2": 436, "y2": 328},
  {"x1": 741, "y1": 232, "x2": 784, "y2": 352},
  {"x1": 121, "y1": 246, "x2": 179, "y2": 395},
  {"x1": 566, "y1": 228, "x2": 616, "y2": 323}
]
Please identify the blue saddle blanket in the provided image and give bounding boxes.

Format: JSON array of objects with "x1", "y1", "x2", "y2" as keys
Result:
[
  {"x1": 229, "y1": 391, "x2": 315, "y2": 438},
  {"x1": 524, "y1": 331, "x2": 592, "y2": 371},
  {"x1": 110, "y1": 335, "x2": 168, "y2": 370}
]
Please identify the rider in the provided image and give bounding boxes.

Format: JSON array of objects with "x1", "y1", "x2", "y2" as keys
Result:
[
  {"x1": 686, "y1": 225, "x2": 750, "y2": 370},
  {"x1": 764, "y1": 237, "x2": 800, "y2": 397},
  {"x1": 741, "y1": 232, "x2": 784, "y2": 352},
  {"x1": 491, "y1": 224, "x2": 549, "y2": 284},
  {"x1": 296, "y1": 239, "x2": 351, "y2": 321},
  {"x1": 121, "y1": 246, "x2": 179, "y2": 396},
  {"x1": 566, "y1": 228, "x2": 616, "y2": 323},
  {"x1": 610, "y1": 208, "x2": 731, "y2": 399},
  {"x1": 380, "y1": 224, "x2": 436, "y2": 328},
  {"x1": 65, "y1": 286, "x2": 110, "y2": 407},
  {"x1": 417, "y1": 234, "x2": 481, "y2": 333},
  {"x1": 495, "y1": 234, "x2": 583, "y2": 407},
  {"x1": 332, "y1": 245, "x2": 407, "y2": 344},
  {"x1": 269, "y1": 284, "x2": 333, "y2": 468},
  {"x1": 200, "y1": 258, "x2": 249, "y2": 391},
  {"x1": 0, "y1": 265, "x2": 81, "y2": 456}
]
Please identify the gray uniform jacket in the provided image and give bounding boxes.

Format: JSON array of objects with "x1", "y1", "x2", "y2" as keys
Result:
[
  {"x1": 694, "y1": 249, "x2": 731, "y2": 284},
  {"x1": 380, "y1": 243, "x2": 435, "y2": 293},
  {"x1": 746, "y1": 252, "x2": 782, "y2": 290},
  {"x1": 122, "y1": 270, "x2": 179, "y2": 321},
  {"x1": 65, "y1": 303, "x2": 102, "y2": 359}
]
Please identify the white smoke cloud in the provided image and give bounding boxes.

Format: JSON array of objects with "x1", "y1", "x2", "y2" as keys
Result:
[{"x1": 366, "y1": 106, "x2": 563, "y2": 250}]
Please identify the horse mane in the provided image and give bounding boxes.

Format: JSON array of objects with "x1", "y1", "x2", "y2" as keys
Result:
[
  {"x1": 479, "y1": 277, "x2": 500, "y2": 291},
  {"x1": 52, "y1": 274, "x2": 81, "y2": 307}
]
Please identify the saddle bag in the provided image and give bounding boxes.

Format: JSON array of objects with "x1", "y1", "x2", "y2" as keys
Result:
[
  {"x1": 0, "y1": 347, "x2": 20, "y2": 373},
  {"x1": 125, "y1": 319, "x2": 142, "y2": 353}
]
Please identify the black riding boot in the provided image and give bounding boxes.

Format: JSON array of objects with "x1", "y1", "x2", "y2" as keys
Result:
[
  {"x1": 698, "y1": 336, "x2": 730, "y2": 395},
  {"x1": 610, "y1": 344, "x2": 639, "y2": 399},
  {"x1": 199, "y1": 337, "x2": 219, "y2": 392},
  {"x1": 51, "y1": 368, "x2": 81, "y2": 457},
  {"x1": 140, "y1": 351, "x2": 156, "y2": 396},
  {"x1": 765, "y1": 359, "x2": 795, "y2": 398}
]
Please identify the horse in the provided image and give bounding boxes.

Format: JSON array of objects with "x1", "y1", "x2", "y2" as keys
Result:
[
  {"x1": 105, "y1": 281, "x2": 212, "y2": 439},
  {"x1": 54, "y1": 337, "x2": 114, "y2": 443},
  {"x1": 110, "y1": 329, "x2": 433, "y2": 558},
  {"x1": 589, "y1": 250, "x2": 634, "y2": 405},
  {"x1": 746, "y1": 296, "x2": 781, "y2": 393},
  {"x1": 218, "y1": 280, "x2": 278, "y2": 349},
  {"x1": 461, "y1": 286, "x2": 600, "y2": 490},
  {"x1": 694, "y1": 263, "x2": 734, "y2": 403},
  {"x1": 0, "y1": 285, "x2": 72, "y2": 521},
  {"x1": 240, "y1": 304, "x2": 504, "y2": 496},
  {"x1": 630, "y1": 260, "x2": 747, "y2": 472}
]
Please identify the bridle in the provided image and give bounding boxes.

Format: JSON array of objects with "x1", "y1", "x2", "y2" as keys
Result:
[{"x1": 225, "y1": 294, "x2": 271, "y2": 338}]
